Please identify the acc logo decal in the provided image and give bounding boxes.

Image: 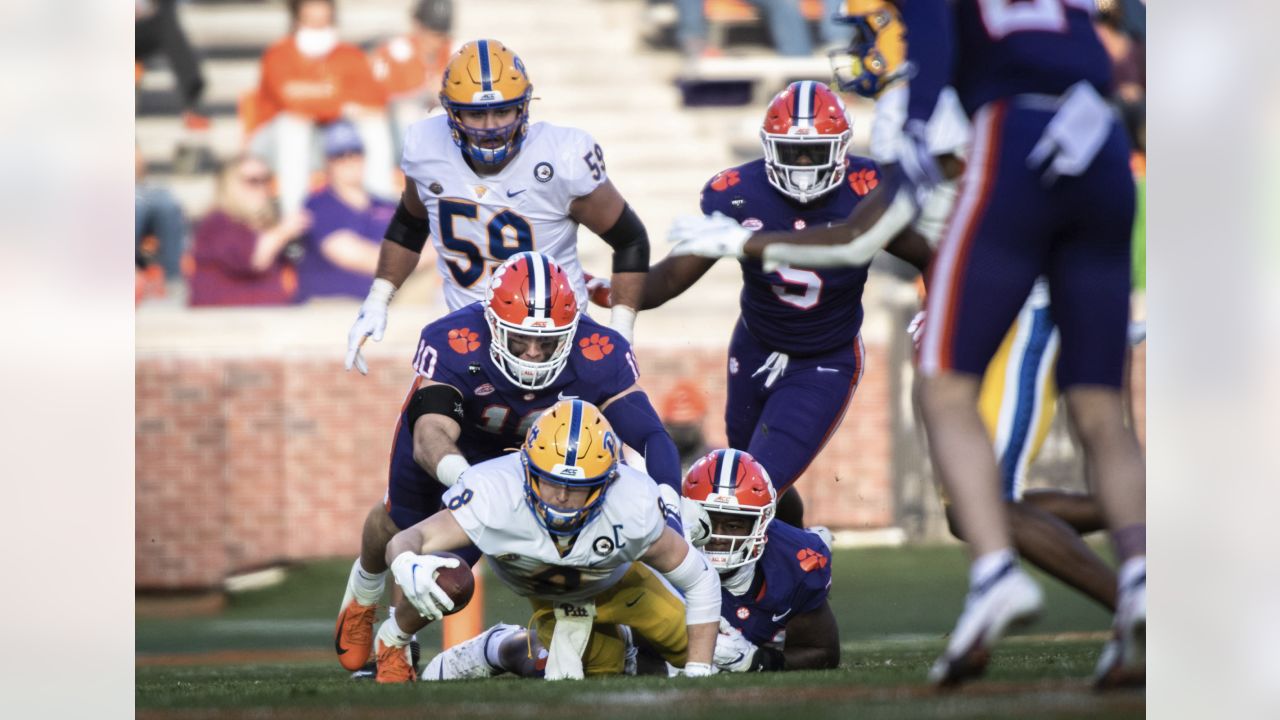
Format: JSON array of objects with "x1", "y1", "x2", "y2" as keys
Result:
[
  {"x1": 448, "y1": 328, "x2": 480, "y2": 354},
  {"x1": 592, "y1": 536, "x2": 615, "y2": 555},
  {"x1": 710, "y1": 169, "x2": 741, "y2": 192},
  {"x1": 736, "y1": 607, "x2": 751, "y2": 620},
  {"x1": 428, "y1": 182, "x2": 444, "y2": 194},
  {"x1": 475, "y1": 383, "x2": 495, "y2": 396},
  {"x1": 848, "y1": 167, "x2": 879, "y2": 197},
  {"x1": 496, "y1": 553, "x2": 520, "y2": 562},
  {"x1": 579, "y1": 333, "x2": 614, "y2": 361},
  {"x1": 796, "y1": 548, "x2": 829, "y2": 572},
  {"x1": 742, "y1": 217, "x2": 763, "y2": 231},
  {"x1": 534, "y1": 162, "x2": 554, "y2": 183}
]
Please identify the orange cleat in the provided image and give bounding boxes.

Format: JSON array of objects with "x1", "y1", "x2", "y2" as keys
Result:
[
  {"x1": 375, "y1": 638, "x2": 418, "y2": 683},
  {"x1": 334, "y1": 600, "x2": 379, "y2": 671}
]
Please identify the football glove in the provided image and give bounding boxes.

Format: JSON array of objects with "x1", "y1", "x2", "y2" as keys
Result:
[
  {"x1": 713, "y1": 618, "x2": 759, "y2": 673},
  {"x1": 680, "y1": 497, "x2": 712, "y2": 548},
  {"x1": 680, "y1": 661, "x2": 717, "y2": 678},
  {"x1": 389, "y1": 551, "x2": 458, "y2": 621},
  {"x1": 582, "y1": 271, "x2": 613, "y2": 308},
  {"x1": 345, "y1": 278, "x2": 395, "y2": 375},
  {"x1": 668, "y1": 212, "x2": 752, "y2": 260}
]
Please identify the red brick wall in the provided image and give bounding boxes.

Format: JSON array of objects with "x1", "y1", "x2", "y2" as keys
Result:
[{"x1": 135, "y1": 341, "x2": 1144, "y2": 590}]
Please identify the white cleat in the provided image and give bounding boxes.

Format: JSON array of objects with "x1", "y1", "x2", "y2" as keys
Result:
[
  {"x1": 1095, "y1": 567, "x2": 1146, "y2": 690},
  {"x1": 928, "y1": 563, "x2": 1044, "y2": 687},
  {"x1": 422, "y1": 623, "x2": 520, "y2": 681}
]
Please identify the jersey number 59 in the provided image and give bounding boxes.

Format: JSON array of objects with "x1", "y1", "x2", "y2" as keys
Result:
[{"x1": 438, "y1": 199, "x2": 535, "y2": 287}]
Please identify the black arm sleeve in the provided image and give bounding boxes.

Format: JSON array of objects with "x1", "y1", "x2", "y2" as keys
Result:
[
  {"x1": 599, "y1": 203, "x2": 650, "y2": 273},
  {"x1": 406, "y1": 384, "x2": 464, "y2": 430},
  {"x1": 384, "y1": 200, "x2": 430, "y2": 253}
]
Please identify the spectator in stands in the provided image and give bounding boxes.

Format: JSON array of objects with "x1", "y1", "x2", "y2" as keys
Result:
[
  {"x1": 294, "y1": 122, "x2": 395, "y2": 303},
  {"x1": 675, "y1": 0, "x2": 813, "y2": 59},
  {"x1": 135, "y1": 0, "x2": 208, "y2": 131},
  {"x1": 659, "y1": 379, "x2": 713, "y2": 472},
  {"x1": 188, "y1": 154, "x2": 312, "y2": 307},
  {"x1": 135, "y1": 144, "x2": 188, "y2": 300},
  {"x1": 1095, "y1": 1, "x2": 1145, "y2": 152},
  {"x1": 247, "y1": 0, "x2": 394, "y2": 215},
  {"x1": 371, "y1": 0, "x2": 454, "y2": 158}
]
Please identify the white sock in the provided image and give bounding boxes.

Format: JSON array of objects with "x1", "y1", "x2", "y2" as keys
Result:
[
  {"x1": 387, "y1": 605, "x2": 418, "y2": 643},
  {"x1": 1117, "y1": 556, "x2": 1146, "y2": 591},
  {"x1": 970, "y1": 548, "x2": 1016, "y2": 591},
  {"x1": 350, "y1": 559, "x2": 386, "y2": 606},
  {"x1": 377, "y1": 616, "x2": 412, "y2": 649},
  {"x1": 483, "y1": 624, "x2": 521, "y2": 669}
]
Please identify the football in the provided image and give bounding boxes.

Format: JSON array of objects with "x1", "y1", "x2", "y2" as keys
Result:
[{"x1": 431, "y1": 551, "x2": 475, "y2": 613}]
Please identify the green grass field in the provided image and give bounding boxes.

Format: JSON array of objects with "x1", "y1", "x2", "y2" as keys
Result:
[{"x1": 136, "y1": 545, "x2": 1144, "y2": 719}]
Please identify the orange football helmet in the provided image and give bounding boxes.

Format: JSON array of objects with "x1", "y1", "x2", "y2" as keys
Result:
[
  {"x1": 760, "y1": 81, "x2": 853, "y2": 203},
  {"x1": 484, "y1": 252, "x2": 579, "y2": 390},
  {"x1": 682, "y1": 449, "x2": 777, "y2": 570}
]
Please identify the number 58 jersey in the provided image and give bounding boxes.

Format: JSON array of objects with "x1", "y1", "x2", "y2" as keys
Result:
[
  {"x1": 401, "y1": 114, "x2": 610, "y2": 310},
  {"x1": 442, "y1": 453, "x2": 666, "y2": 605}
]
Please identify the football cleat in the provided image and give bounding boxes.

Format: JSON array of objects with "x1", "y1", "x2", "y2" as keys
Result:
[
  {"x1": 928, "y1": 562, "x2": 1044, "y2": 687},
  {"x1": 1094, "y1": 567, "x2": 1146, "y2": 690},
  {"x1": 439, "y1": 39, "x2": 532, "y2": 165},
  {"x1": 682, "y1": 449, "x2": 776, "y2": 571},
  {"x1": 350, "y1": 640, "x2": 420, "y2": 680},
  {"x1": 522, "y1": 399, "x2": 620, "y2": 536},
  {"x1": 485, "y1": 252, "x2": 580, "y2": 390},
  {"x1": 422, "y1": 623, "x2": 520, "y2": 681},
  {"x1": 375, "y1": 638, "x2": 418, "y2": 683},
  {"x1": 759, "y1": 81, "x2": 853, "y2": 204},
  {"x1": 333, "y1": 596, "x2": 379, "y2": 671}
]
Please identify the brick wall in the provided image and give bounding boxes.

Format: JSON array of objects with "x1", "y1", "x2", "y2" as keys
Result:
[{"x1": 136, "y1": 335, "x2": 1144, "y2": 590}]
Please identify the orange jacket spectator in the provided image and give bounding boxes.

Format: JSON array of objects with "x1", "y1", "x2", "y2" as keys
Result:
[
  {"x1": 252, "y1": 37, "x2": 387, "y2": 132},
  {"x1": 370, "y1": 34, "x2": 451, "y2": 100}
]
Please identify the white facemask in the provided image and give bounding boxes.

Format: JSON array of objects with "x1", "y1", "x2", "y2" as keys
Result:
[{"x1": 295, "y1": 27, "x2": 338, "y2": 58}]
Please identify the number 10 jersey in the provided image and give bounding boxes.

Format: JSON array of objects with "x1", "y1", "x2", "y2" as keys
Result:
[{"x1": 401, "y1": 115, "x2": 610, "y2": 310}]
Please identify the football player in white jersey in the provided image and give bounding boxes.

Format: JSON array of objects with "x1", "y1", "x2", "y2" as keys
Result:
[
  {"x1": 346, "y1": 39, "x2": 652, "y2": 374},
  {"x1": 372, "y1": 399, "x2": 721, "y2": 683}
]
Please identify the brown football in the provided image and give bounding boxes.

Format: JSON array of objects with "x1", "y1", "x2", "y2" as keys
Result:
[{"x1": 431, "y1": 552, "x2": 475, "y2": 613}]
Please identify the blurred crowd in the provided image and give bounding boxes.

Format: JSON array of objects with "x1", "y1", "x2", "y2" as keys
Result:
[{"x1": 134, "y1": 0, "x2": 1144, "y2": 308}]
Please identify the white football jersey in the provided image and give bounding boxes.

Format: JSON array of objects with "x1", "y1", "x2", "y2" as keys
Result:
[
  {"x1": 401, "y1": 115, "x2": 609, "y2": 310},
  {"x1": 442, "y1": 453, "x2": 666, "y2": 605}
]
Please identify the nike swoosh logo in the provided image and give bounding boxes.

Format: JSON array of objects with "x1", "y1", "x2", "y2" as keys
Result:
[
  {"x1": 557, "y1": 392, "x2": 579, "y2": 401},
  {"x1": 625, "y1": 592, "x2": 645, "y2": 608},
  {"x1": 507, "y1": 189, "x2": 527, "y2": 198},
  {"x1": 771, "y1": 609, "x2": 791, "y2": 623},
  {"x1": 334, "y1": 608, "x2": 350, "y2": 656}
]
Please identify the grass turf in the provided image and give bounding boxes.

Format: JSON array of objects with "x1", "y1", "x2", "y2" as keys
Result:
[{"x1": 137, "y1": 545, "x2": 1141, "y2": 718}]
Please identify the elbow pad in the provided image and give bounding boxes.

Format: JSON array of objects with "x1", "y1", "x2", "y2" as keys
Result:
[
  {"x1": 663, "y1": 543, "x2": 721, "y2": 625},
  {"x1": 600, "y1": 203, "x2": 650, "y2": 273},
  {"x1": 384, "y1": 200, "x2": 430, "y2": 253}
]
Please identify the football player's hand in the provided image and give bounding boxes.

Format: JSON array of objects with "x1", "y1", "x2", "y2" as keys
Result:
[
  {"x1": 668, "y1": 212, "x2": 752, "y2": 260},
  {"x1": 681, "y1": 497, "x2": 712, "y2": 548},
  {"x1": 582, "y1": 272, "x2": 613, "y2": 308},
  {"x1": 345, "y1": 279, "x2": 395, "y2": 375},
  {"x1": 906, "y1": 310, "x2": 926, "y2": 351},
  {"x1": 389, "y1": 551, "x2": 458, "y2": 621},
  {"x1": 713, "y1": 618, "x2": 759, "y2": 673},
  {"x1": 679, "y1": 662, "x2": 717, "y2": 678}
]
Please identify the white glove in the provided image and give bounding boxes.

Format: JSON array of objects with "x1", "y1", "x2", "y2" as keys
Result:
[
  {"x1": 681, "y1": 497, "x2": 712, "y2": 548},
  {"x1": 389, "y1": 551, "x2": 458, "y2": 621},
  {"x1": 345, "y1": 278, "x2": 396, "y2": 375},
  {"x1": 668, "y1": 212, "x2": 752, "y2": 260},
  {"x1": 713, "y1": 617, "x2": 759, "y2": 673},
  {"x1": 679, "y1": 661, "x2": 717, "y2": 678}
]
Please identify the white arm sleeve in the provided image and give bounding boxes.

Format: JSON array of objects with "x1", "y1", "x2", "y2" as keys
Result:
[
  {"x1": 760, "y1": 188, "x2": 917, "y2": 272},
  {"x1": 661, "y1": 542, "x2": 721, "y2": 626}
]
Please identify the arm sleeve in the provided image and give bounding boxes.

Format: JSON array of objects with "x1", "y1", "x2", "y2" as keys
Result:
[
  {"x1": 899, "y1": 0, "x2": 954, "y2": 129},
  {"x1": 604, "y1": 391, "x2": 681, "y2": 497}
]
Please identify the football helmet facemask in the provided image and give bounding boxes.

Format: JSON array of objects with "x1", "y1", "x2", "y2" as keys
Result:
[
  {"x1": 521, "y1": 400, "x2": 620, "y2": 537},
  {"x1": 682, "y1": 449, "x2": 776, "y2": 571},
  {"x1": 440, "y1": 38, "x2": 533, "y2": 165},
  {"x1": 760, "y1": 81, "x2": 853, "y2": 203},
  {"x1": 828, "y1": 0, "x2": 908, "y2": 98},
  {"x1": 484, "y1": 251, "x2": 579, "y2": 391}
]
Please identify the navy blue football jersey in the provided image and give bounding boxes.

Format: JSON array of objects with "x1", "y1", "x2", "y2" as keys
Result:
[
  {"x1": 404, "y1": 302, "x2": 640, "y2": 462},
  {"x1": 700, "y1": 157, "x2": 880, "y2": 356},
  {"x1": 903, "y1": 0, "x2": 1114, "y2": 118},
  {"x1": 720, "y1": 520, "x2": 833, "y2": 647}
]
